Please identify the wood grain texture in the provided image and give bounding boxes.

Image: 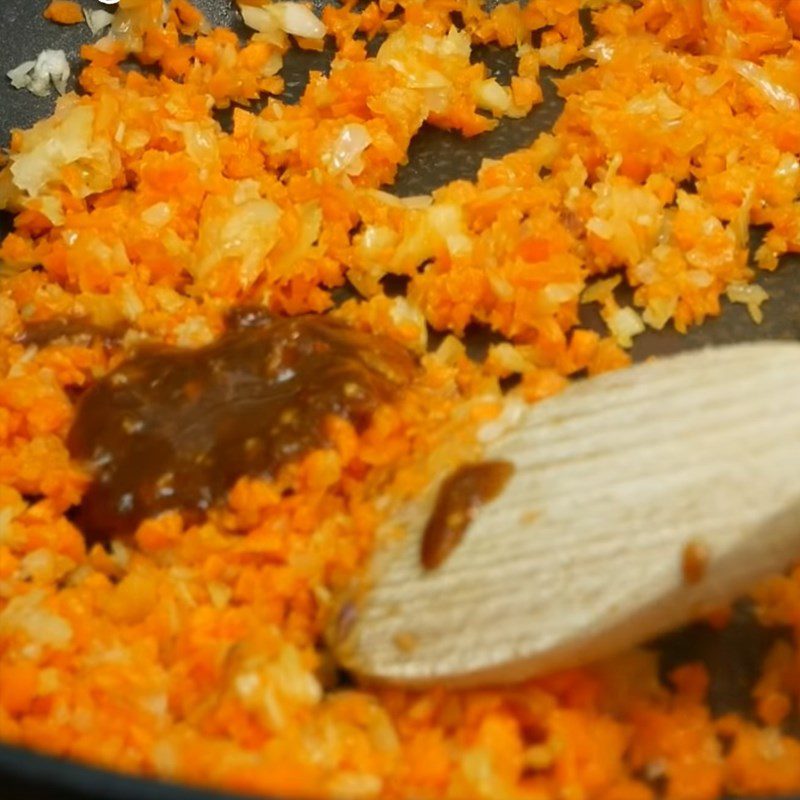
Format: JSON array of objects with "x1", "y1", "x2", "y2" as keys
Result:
[{"x1": 333, "y1": 343, "x2": 800, "y2": 686}]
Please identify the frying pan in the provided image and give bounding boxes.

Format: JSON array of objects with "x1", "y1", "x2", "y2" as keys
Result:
[{"x1": 1, "y1": 2, "x2": 798, "y2": 799}]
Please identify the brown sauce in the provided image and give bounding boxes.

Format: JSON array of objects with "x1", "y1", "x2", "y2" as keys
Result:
[
  {"x1": 421, "y1": 460, "x2": 514, "y2": 570},
  {"x1": 17, "y1": 318, "x2": 123, "y2": 348},
  {"x1": 67, "y1": 315, "x2": 416, "y2": 544},
  {"x1": 682, "y1": 540, "x2": 709, "y2": 585}
]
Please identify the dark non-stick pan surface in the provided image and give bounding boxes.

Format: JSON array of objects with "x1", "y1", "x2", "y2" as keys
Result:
[{"x1": 1, "y1": 2, "x2": 798, "y2": 799}]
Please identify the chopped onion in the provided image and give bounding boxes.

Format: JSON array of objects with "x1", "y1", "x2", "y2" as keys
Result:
[
  {"x1": 643, "y1": 296, "x2": 678, "y2": 330},
  {"x1": 632, "y1": 258, "x2": 657, "y2": 286},
  {"x1": 118, "y1": 282, "x2": 145, "y2": 322},
  {"x1": 626, "y1": 90, "x2": 684, "y2": 121},
  {"x1": 584, "y1": 37, "x2": 615, "y2": 64},
  {"x1": 388, "y1": 297, "x2": 428, "y2": 352},
  {"x1": 359, "y1": 225, "x2": 396, "y2": 254},
  {"x1": 695, "y1": 72, "x2": 728, "y2": 97},
  {"x1": 241, "y1": 2, "x2": 325, "y2": 41},
  {"x1": 486, "y1": 343, "x2": 532, "y2": 375},
  {"x1": 141, "y1": 202, "x2": 173, "y2": 228},
  {"x1": 84, "y1": 8, "x2": 115, "y2": 36},
  {"x1": 445, "y1": 233, "x2": 472, "y2": 257},
  {"x1": 7, "y1": 50, "x2": 70, "y2": 98},
  {"x1": 327, "y1": 124, "x2": 371, "y2": 175},
  {"x1": 7, "y1": 61, "x2": 37, "y2": 90},
  {"x1": 774, "y1": 153, "x2": 800, "y2": 179},
  {"x1": 270, "y1": 3, "x2": 326, "y2": 39},
  {"x1": 606, "y1": 305, "x2": 645, "y2": 348},
  {"x1": 241, "y1": 5, "x2": 278, "y2": 35},
  {"x1": 10, "y1": 102, "x2": 101, "y2": 198},
  {"x1": 586, "y1": 216, "x2": 613, "y2": 240},
  {"x1": 437, "y1": 26, "x2": 471, "y2": 59},
  {"x1": 92, "y1": 34, "x2": 117, "y2": 53},
  {"x1": 270, "y1": 2, "x2": 326, "y2": 39},
  {"x1": 728, "y1": 185, "x2": 753, "y2": 248},
  {"x1": 473, "y1": 79, "x2": 511, "y2": 115},
  {"x1": 487, "y1": 270, "x2": 514, "y2": 301},
  {"x1": 399, "y1": 195, "x2": 432, "y2": 209},
  {"x1": 543, "y1": 282, "x2": 582, "y2": 304},
  {"x1": 538, "y1": 43, "x2": 564, "y2": 69},
  {"x1": 732, "y1": 60, "x2": 799, "y2": 112},
  {"x1": 581, "y1": 275, "x2": 621, "y2": 304},
  {"x1": 194, "y1": 196, "x2": 282, "y2": 289},
  {"x1": 38, "y1": 196, "x2": 64, "y2": 225},
  {"x1": 726, "y1": 282, "x2": 769, "y2": 324},
  {"x1": 685, "y1": 269, "x2": 713, "y2": 288}
]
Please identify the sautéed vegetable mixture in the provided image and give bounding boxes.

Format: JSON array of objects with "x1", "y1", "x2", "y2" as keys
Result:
[{"x1": 2, "y1": 0, "x2": 800, "y2": 798}]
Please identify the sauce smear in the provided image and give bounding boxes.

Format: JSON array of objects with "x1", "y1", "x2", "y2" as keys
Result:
[
  {"x1": 68, "y1": 315, "x2": 415, "y2": 544},
  {"x1": 18, "y1": 318, "x2": 123, "y2": 348},
  {"x1": 421, "y1": 461, "x2": 514, "y2": 570}
]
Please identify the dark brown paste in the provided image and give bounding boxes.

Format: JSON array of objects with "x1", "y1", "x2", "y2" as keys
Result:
[
  {"x1": 421, "y1": 460, "x2": 514, "y2": 570},
  {"x1": 67, "y1": 315, "x2": 415, "y2": 544},
  {"x1": 17, "y1": 318, "x2": 123, "y2": 348},
  {"x1": 682, "y1": 540, "x2": 709, "y2": 585}
]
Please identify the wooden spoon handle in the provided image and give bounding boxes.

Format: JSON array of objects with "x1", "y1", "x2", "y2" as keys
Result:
[{"x1": 334, "y1": 342, "x2": 800, "y2": 687}]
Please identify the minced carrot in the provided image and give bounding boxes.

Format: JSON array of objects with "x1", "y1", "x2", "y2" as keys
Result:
[
  {"x1": 43, "y1": 0, "x2": 83, "y2": 25},
  {"x1": 0, "y1": 662, "x2": 39, "y2": 716}
]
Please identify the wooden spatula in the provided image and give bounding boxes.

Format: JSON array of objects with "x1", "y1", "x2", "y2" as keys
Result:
[{"x1": 331, "y1": 342, "x2": 800, "y2": 687}]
